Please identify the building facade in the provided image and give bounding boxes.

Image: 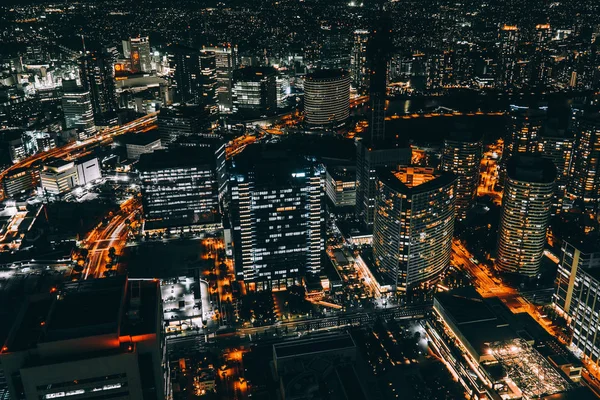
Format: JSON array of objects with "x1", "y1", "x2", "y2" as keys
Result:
[
  {"x1": 355, "y1": 139, "x2": 411, "y2": 229},
  {"x1": 79, "y1": 49, "x2": 117, "y2": 124},
  {"x1": 129, "y1": 36, "x2": 152, "y2": 73},
  {"x1": 372, "y1": 167, "x2": 457, "y2": 291},
  {"x1": 554, "y1": 240, "x2": 600, "y2": 368},
  {"x1": 500, "y1": 105, "x2": 546, "y2": 186},
  {"x1": 496, "y1": 155, "x2": 555, "y2": 277},
  {"x1": 232, "y1": 67, "x2": 277, "y2": 117},
  {"x1": 61, "y1": 80, "x2": 96, "y2": 139},
  {"x1": 567, "y1": 112, "x2": 600, "y2": 211},
  {"x1": 538, "y1": 124, "x2": 574, "y2": 215},
  {"x1": 441, "y1": 130, "x2": 483, "y2": 220},
  {"x1": 350, "y1": 30, "x2": 369, "y2": 93},
  {"x1": 40, "y1": 160, "x2": 78, "y2": 195},
  {"x1": 229, "y1": 145, "x2": 322, "y2": 291},
  {"x1": 325, "y1": 166, "x2": 356, "y2": 208},
  {"x1": 304, "y1": 69, "x2": 350, "y2": 127},
  {"x1": 202, "y1": 44, "x2": 238, "y2": 112},
  {"x1": 0, "y1": 277, "x2": 167, "y2": 400},
  {"x1": 75, "y1": 156, "x2": 102, "y2": 186},
  {"x1": 138, "y1": 147, "x2": 221, "y2": 232}
]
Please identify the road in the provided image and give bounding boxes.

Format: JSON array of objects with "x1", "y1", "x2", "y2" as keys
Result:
[
  {"x1": 0, "y1": 112, "x2": 158, "y2": 197},
  {"x1": 84, "y1": 197, "x2": 142, "y2": 279},
  {"x1": 477, "y1": 138, "x2": 503, "y2": 205},
  {"x1": 238, "y1": 304, "x2": 429, "y2": 337},
  {"x1": 451, "y1": 239, "x2": 516, "y2": 298}
]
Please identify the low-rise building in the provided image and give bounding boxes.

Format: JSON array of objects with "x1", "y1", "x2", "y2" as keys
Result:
[
  {"x1": 0, "y1": 277, "x2": 169, "y2": 400},
  {"x1": 40, "y1": 159, "x2": 78, "y2": 195},
  {"x1": 124, "y1": 133, "x2": 162, "y2": 160},
  {"x1": 75, "y1": 156, "x2": 102, "y2": 186},
  {"x1": 325, "y1": 166, "x2": 356, "y2": 207}
]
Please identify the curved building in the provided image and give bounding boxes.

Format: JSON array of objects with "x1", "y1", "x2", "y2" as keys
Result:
[
  {"x1": 304, "y1": 69, "x2": 350, "y2": 127},
  {"x1": 496, "y1": 155, "x2": 556, "y2": 277},
  {"x1": 373, "y1": 167, "x2": 457, "y2": 292}
]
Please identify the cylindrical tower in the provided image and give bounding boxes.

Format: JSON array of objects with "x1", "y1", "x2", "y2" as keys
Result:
[
  {"x1": 496, "y1": 155, "x2": 556, "y2": 277},
  {"x1": 304, "y1": 69, "x2": 350, "y2": 127},
  {"x1": 373, "y1": 167, "x2": 457, "y2": 292}
]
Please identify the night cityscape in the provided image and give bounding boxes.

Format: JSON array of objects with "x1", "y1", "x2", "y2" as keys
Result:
[{"x1": 0, "y1": 0, "x2": 600, "y2": 399}]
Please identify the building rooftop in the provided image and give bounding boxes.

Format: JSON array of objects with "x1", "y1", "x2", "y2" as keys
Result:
[
  {"x1": 379, "y1": 166, "x2": 456, "y2": 195},
  {"x1": 137, "y1": 147, "x2": 215, "y2": 171},
  {"x1": 306, "y1": 69, "x2": 348, "y2": 81},
  {"x1": 233, "y1": 66, "x2": 276, "y2": 81},
  {"x1": 230, "y1": 143, "x2": 318, "y2": 185},
  {"x1": 2, "y1": 277, "x2": 159, "y2": 353},
  {"x1": 505, "y1": 154, "x2": 556, "y2": 184},
  {"x1": 274, "y1": 333, "x2": 356, "y2": 359},
  {"x1": 121, "y1": 131, "x2": 161, "y2": 146}
]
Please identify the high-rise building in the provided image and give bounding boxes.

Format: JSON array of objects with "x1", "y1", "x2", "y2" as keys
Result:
[
  {"x1": 319, "y1": 27, "x2": 351, "y2": 70},
  {"x1": 372, "y1": 167, "x2": 457, "y2": 292},
  {"x1": 553, "y1": 238, "x2": 600, "y2": 369},
  {"x1": 441, "y1": 129, "x2": 483, "y2": 220},
  {"x1": 532, "y1": 24, "x2": 552, "y2": 86},
  {"x1": 61, "y1": 80, "x2": 96, "y2": 140},
  {"x1": 496, "y1": 155, "x2": 555, "y2": 277},
  {"x1": 538, "y1": 123, "x2": 574, "y2": 214},
  {"x1": 202, "y1": 44, "x2": 238, "y2": 112},
  {"x1": 79, "y1": 49, "x2": 117, "y2": 124},
  {"x1": 567, "y1": 112, "x2": 600, "y2": 210},
  {"x1": 355, "y1": 139, "x2": 411, "y2": 229},
  {"x1": 129, "y1": 36, "x2": 152, "y2": 73},
  {"x1": 170, "y1": 46, "x2": 218, "y2": 114},
  {"x1": 170, "y1": 46, "x2": 202, "y2": 104},
  {"x1": 350, "y1": 30, "x2": 369, "y2": 93},
  {"x1": 0, "y1": 277, "x2": 167, "y2": 400},
  {"x1": 228, "y1": 144, "x2": 323, "y2": 291},
  {"x1": 138, "y1": 147, "x2": 221, "y2": 232},
  {"x1": 232, "y1": 67, "x2": 277, "y2": 117},
  {"x1": 157, "y1": 105, "x2": 210, "y2": 144},
  {"x1": 304, "y1": 69, "x2": 350, "y2": 127},
  {"x1": 367, "y1": 15, "x2": 389, "y2": 142},
  {"x1": 499, "y1": 104, "x2": 546, "y2": 186},
  {"x1": 498, "y1": 25, "x2": 519, "y2": 89}
]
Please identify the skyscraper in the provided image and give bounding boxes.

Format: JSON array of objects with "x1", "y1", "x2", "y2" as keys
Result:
[
  {"x1": 170, "y1": 45, "x2": 218, "y2": 114},
  {"x1": 355, "y1": 139, "x2": 411, "y2": 229},
  {"x1": 157, "y1": 104, "x2": 211, "y2": 144},
  {"x1": 496, "y1": 155, "x2": 556, "y2": 277},
  {"x1": 498, "y1": 25, "x2": 519, "y2": 89},
  {"x1": 499, "y1": 104, "x2": 546, "y2": 186},
  {"x1": 304, "y1": 69, "x2": 350, "y2": 127},
  {"x1": 138, "y1": 147, "x2": 221, "y2": 232},
  {"x1": 367, "y1": 6, "x2": 390, "y2": 142},
  {"x1": 553, "y1": 238, "x2": 600, "y2": 369},
  {"x1": 441, "y1": 129, "x2": 483, "y2": 220},
  {"x1": 567, "y1": 112, "x2": 600, "y2": 210},
  {"x1": 350, "y1": 30, "x2": 369, "y2": 93},
  {"x1": 79, "y1": 49, "x2": 117, "y2": 124},
  {"x1": 228, "y1": 144, "x2": 322, "y2": 291},
  {"x1": 232, "y1": 67, "x2": 277, "y2": 117},
  {"x1": 372, "y1": 167, "x2": 457, "y2": 292},
  {"x1": 129, "y1": 36, "x2": 152, "y2": 73},
  {"x1": 61, "y1": 80, "x2": 96, "y2": 140},
  {"x1": 538, "y1": 122, "x2": 574, "y2": 215},
  {"x1": 202, "y1": 44, "x2": 238, "y2": 112}
]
